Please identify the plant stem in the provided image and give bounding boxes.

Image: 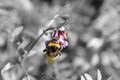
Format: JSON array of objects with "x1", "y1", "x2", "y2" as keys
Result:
[{"x1": 19, "y1": 60, "x2": 29, "y2": 80}]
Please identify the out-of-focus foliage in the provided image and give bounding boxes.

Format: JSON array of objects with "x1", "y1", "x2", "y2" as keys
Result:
[{"x1": 0, "y1": 0, "x2": 120, "y2": 80}]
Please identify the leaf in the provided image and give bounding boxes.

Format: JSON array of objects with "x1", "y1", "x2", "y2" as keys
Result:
[
  {"x1": 18, "y1": 0, "x2": 33, "y2": 10},
  {"x1": 107, "y1": 76, "x2": 113, "y2": 80},
  {"x1": 22, "y1": 76, "x2": 31, "y2": 80},
  {"x1": 87, "y1": 38, "x2": 104, "y2": 50},
  {"x1": 91, "y1": 54, "x2": 99, "y2": 66},
  {"x1": 81, "y1": 75, "x2": 86, "y2": 80},
  {"x1": 1, "y1": 63, "x2": 14, "y2": 74},
  {"x1": 97, "y1": 69, "x2": 102, "y2": 80},
  {"x1": 84, "y1": 73, "x2": 93, "y2": 80},
  {"x1": 11, "y1": 26, "x2": 23, "y2": 39},
  {"x1": 27, "y1": 76, "x2": 31, "y2": 80},
  {"x1": 22, "y1": 75, "x2": 37, "y2": 80},
  {"x1": 1, "y1": 70, "x2": 17, "y2": 80}
]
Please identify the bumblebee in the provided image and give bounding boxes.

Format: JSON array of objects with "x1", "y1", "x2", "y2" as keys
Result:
[{"x1": 43, "y1": 39, "x2": 62, "y2": 64}]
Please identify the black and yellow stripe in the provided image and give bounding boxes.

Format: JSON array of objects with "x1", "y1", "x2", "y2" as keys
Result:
[{"x1": 48, "y1": 42, "x2": 60, "y2": 48}]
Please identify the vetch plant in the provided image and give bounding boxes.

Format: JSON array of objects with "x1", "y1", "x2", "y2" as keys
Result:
[{"x1": 1, "y1": 8, "x2": 70, "y2": 80}]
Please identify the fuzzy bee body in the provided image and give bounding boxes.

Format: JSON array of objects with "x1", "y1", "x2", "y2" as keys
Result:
[{"x1": 43, "y1": 39, "x2": 62, "y2": 64}]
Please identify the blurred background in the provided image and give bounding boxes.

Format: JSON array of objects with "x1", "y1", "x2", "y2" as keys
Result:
[{"x1": 0, "y1": 0, "x2": 120, "y2": 80}]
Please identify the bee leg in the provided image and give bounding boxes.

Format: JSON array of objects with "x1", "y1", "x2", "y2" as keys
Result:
[
  {"x1": 43, "y1": 49, "x2": 47, "y2": 52},
  {"x1": 58, "y1": 51, "x2": 62, "y2": 56},
  {"x1": 60, "y1": 47, "x2": 63, "y2": 51}
]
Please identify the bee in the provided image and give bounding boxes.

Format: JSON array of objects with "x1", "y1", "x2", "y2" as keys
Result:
[
  {"x1": 43, "y1": 26, "x2": 69, "y2": 64},
  {"x1": 43, "y1": 38, "x2": 62, "y2": 64}
]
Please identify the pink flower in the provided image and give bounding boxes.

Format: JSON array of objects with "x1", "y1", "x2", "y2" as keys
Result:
[{"x1": 53, "y1": 31, "x2": 69, "y2": 48}]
